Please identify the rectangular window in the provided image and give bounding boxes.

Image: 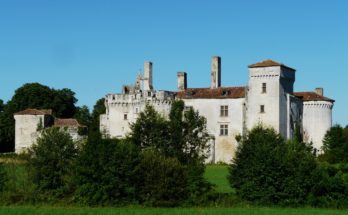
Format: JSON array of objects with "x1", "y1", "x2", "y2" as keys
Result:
[
  {"x1": 124, "y1": 114, "x2": 128, "y2": 120},
  {"x1": 220, "y1": 124, "x2": 228, "y2": 136},
  {"x1": 262, "y1": 83, "x2": 267, "y2": 93},
  {"x1": 220, "y1": 105, "x2": 228, "y2": 117},
  {"x1": 260, "y1": 105, "x2": 265, "y2": 113}
]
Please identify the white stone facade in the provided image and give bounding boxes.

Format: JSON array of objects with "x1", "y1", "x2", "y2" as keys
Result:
[{"x1": 101, "y1": 58, "x2": 334, "y2": 163}]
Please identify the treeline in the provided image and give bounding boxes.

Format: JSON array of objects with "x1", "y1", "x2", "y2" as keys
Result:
[{"x1": 0, "y1": 101, "x2": 213, "y2": 207}]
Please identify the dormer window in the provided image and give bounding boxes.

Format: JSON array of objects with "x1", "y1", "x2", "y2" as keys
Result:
[{"x1": 262, "y1": 83, "x2": 267, "y2": 93}]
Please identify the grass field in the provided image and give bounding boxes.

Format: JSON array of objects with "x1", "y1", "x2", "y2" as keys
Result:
[
  {"x1": 0, "y1": 206, "x2": 347, "y2": 215},
  {"x1": 205, "y1": 164, "x2": 234, "y2": 193}
]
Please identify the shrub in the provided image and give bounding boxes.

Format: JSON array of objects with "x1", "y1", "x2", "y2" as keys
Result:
[
  {"x1": 27, "y1": 127, "x2": 78, "y2": 196},
  {"x1": 229, "y1": 125, "x2": 318, "y2": 206},
  {"x1": 74, "y1": 134, "x2": 140, "y2": 206},
  {"x1": 138, "y1": 149, "x2": 188, "y2": 207},
  {"x1": 0, "y1": 163, "x2": 7, "y2": 193}
]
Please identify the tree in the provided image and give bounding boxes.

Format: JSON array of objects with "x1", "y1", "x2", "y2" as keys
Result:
[
  {"x1": 322, "y1": 125, "x2": 348, "y2": 164},
  {"x1": 0, "y1": 83, "x2": 78, "y2": 152},
  {"x1": 229, "y1": 125, "x2": 318, "y2": 205},
  {"x1": 0, "y1": 99, "x2": 4, "y2": 112},
  {"x1": 138, "y1": 149, "x2": 188, "y2": 207},
  {"x1": 27, "y1": 128, "x2": 78, "y2": 196},
  {"x1": 129, "y1": 104, "x2": 168, "y2": 151},
  {"x1": 74, "y1": 133, "x2": 140, "y2": 205},
  {"x1": 74, "y1": 105, "x2": 91, "y2": 127},
  {"x1": 89, "y1": 98, "x2": 106, "y2": 134}
]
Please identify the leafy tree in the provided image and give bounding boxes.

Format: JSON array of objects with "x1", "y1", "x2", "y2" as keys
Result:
[
  {"x1": 27, "y1": 128, "x2": 78, "y2": 196},
  {"x1": 89, "y1": 98, "x2": 106, "y2": 134},
  {"x1": 0, "y1": 99, "x2": 4, "y2": 112},
  {"x1": 167, "y1": 101, "x2": 211, "y2": 164},
  {"x1": 0, "y1": 83, "x2": 78, "y2": 152},
  {"x1": 129, "y1": 104, "x2": 168, "y2": 151},
  {"x1": 322, "y1": 125, "x2": 348, "y2": 163},
  {"x1": 74, "y1": 105, "x2": 91, "y2": 127},
  {"x1": 74, "y1": 133, "x2": 140, "y2": 205},
  {"x1": 229, "y1": 125, "x2": 318, "y2": 205},
  {"x1": 138, "y1": 149, "x2": 188, "y2": 207}
]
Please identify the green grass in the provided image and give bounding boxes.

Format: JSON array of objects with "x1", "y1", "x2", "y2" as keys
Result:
[
  {"x1": 205, "y1": 164, "x2": 234, "y2": 193},
  {"x1": 0, "y1": 206, "x2": 347, "y2": 215}
]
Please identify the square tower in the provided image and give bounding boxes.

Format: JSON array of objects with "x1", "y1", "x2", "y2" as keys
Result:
[{"x1": 245, "y1": 60, "x2": 296, "y2": 137}]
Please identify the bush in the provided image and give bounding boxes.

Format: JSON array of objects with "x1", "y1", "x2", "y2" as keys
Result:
[
  {"x1": 74, "y1": 134, "x2": 140, "y2": 206},
  {"x1": 308, "y1": 162, "x2": 348, "y2": 208},
  {"x1": 138, "y1": 149, "x2": 188, "y2": 207},
  {"x1": 229, "y1": 125, "x2": 318, "y2": 206},
  {"x1": 0, "y1": 163, "x2": 7, "y2": 193},
  {"x1": 27, "y1": 128, "x2": 78, "y2": 196}
]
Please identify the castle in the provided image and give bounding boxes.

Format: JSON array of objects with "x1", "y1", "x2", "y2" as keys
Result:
[{"x1": 100, "y1": 57, "x2": 334, "y2": 163}]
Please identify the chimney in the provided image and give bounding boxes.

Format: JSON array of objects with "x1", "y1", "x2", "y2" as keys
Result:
[
  {"x1": 315, "y1": 87, "x2": 324, "y2": 96},
  {"x1": 177, "y1": 72, "x2": 187, "y2": 91},
  {"x1": 143, "y1": 61, "x2": 153, "y2": 91},
  {"x1": 211, "y1": 56, "x2": 221, "y2": 89}
]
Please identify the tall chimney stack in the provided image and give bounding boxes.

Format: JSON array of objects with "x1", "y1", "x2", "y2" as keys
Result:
[
  {"x1": 211, "y1": 56, "x2": 221, "y2": 89},
  {"x1": 315, "y1": 87, "x2": 324, "y2": 96},
  {"x1": 177, "y1": 72, "x2": 187, "y2": 91},
  {"x1": 144, "y1": 61, "x2": 153, "y2": 91}
]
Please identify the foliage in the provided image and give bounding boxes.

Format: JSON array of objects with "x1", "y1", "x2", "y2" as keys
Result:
[
  {"x1": 138, "y1": 149, "x2": 188, "y2": 207},
  {"x1": 0, "y1": 83, "x2": 78, "y2": 152},
  {"x1": 229, "y1": 125, "x2": 318, "y2": 206},
  {"x1": 74, "y1": 133, "x2": 140, "y2": 206},
  {"x1": 27, "y1": 128, "x2": 78, "y2": 196},
  {"x1": 129, "y1": 102, "x2": 212, "y2": 203},
  {"x1": 308, "y1": 162, "x2": 348, "y2": 208},
  {"x1": 74, "y1": 106, "x2": 91, "y2": 128},
  {"x1": 89, "y1": 98, "x2": 106, "y2": 135},
  {"x1": 129, "y1": 104, "x2": 168, "y2": 151},
  {"x1": 0, "y1": 163, "x2": 7, "y2": 193},
  {"x1": 321, "y1": 125, "x2": 348, "y2": 164}
]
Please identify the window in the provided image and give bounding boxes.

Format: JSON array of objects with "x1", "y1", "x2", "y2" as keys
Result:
[
  {"x1": 262, "y1": 83, "x2": 267, "y2": 93},
  {"x1": 260, "y1": 105, "x2": 265, "y2": 113},
  {"x1": 220, "y1": 124, "x2": 228, "y2": 136},
  {"x1": 220, "y1": 105, "x2": 228, "y2": 117},
  {"x1": 124, "y1": 114, "x2": 128, "y2": 120}
]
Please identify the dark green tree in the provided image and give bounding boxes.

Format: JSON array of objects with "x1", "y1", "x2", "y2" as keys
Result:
[
  {"x1": 322, "y1": 125, "x2": 348, "y2": 163},
  {"x1": 74, "y1": 105, "x2": 91, "y2": 127},
  {"x1": 138, "y1": 149, "x2": 188, "y2": 207},
  {"x1": 229, "y1": 125, "x2": 318, "y2": 205},
  {"x1": 129, "y1": 104, "x2": 168, "y2": 151},
  {"x1": 89, "y1": 98, "x2": 106, "y2": 134},
  {"x1": 74, "y1": 133, "x2": 140, "y2": 205},
  {"x1": 0, "y1": 99, "x2": 4, "y2": 112},
  {"x1": 28, "y1": 128, "x2": 78, "y2": 196}
]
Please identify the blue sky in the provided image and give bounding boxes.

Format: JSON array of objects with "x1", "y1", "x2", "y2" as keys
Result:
[{"x1": 0, "y1": 0, "x2": 347, "y2": 125}]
